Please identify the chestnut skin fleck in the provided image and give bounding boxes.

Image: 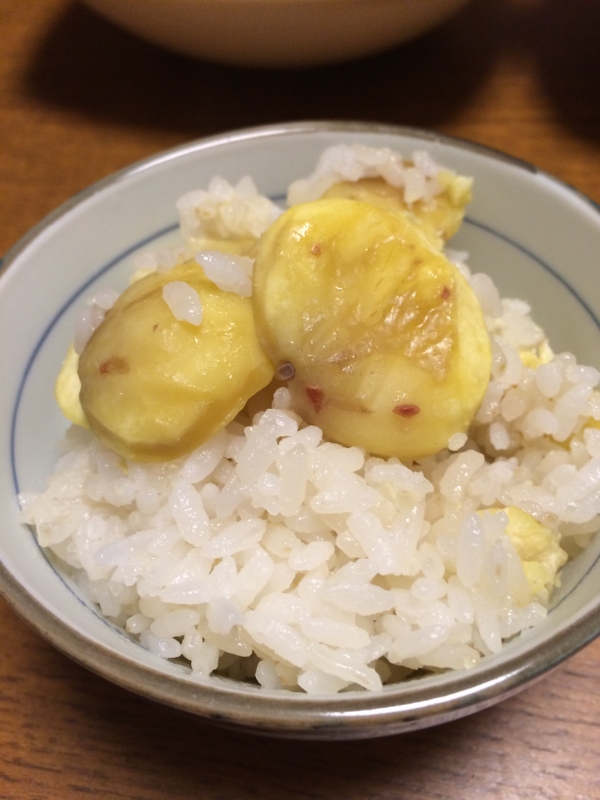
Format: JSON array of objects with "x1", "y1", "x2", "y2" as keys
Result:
[{"x1": 393, "y1": 404, "x2": 420, "y2": 418}]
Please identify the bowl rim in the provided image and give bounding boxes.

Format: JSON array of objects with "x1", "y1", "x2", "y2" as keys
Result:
[
  {"x1": 3, "y1": 119, "x2": 599, "y2": 282},
  {"x1": 2, "y1": 120, "x2": 600, "y2": 739}
]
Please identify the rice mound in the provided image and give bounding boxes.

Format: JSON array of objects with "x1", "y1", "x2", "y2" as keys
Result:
[{"x1": 19, "y1": 146, "x2": 600, "y2": 695}]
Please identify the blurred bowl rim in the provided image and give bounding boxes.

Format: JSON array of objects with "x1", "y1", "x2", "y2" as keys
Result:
[{"x1": 78, "y1": 0, "x2": 477, "y2": 67}]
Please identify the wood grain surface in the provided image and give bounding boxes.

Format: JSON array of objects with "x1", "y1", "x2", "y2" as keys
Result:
[{"x1": 1, "y1": 1, "x2": 599, "y2": 798}]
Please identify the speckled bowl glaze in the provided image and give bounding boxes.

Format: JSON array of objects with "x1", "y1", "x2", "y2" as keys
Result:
[
  {"x1": 1, "y1": 122, "x2": 600, "y2": 739},
  {"x1": 79, "y1": 0, "x2": 474, "y2": 68}
]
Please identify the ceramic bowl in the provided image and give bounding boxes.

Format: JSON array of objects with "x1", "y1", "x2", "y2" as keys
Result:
[
  {"x1": 79, "y1": 0, "x2": 474, "y2": 68},
  {"x1": 2, "y1": 122, "x2": 600, "y2": 740}
]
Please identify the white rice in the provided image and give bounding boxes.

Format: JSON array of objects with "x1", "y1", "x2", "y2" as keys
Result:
[
  {"x1": 19, "y1": 146, "x2": 600, "y2": 695},
  {"x1": 176, "y1": 175, "x2": 282, "y2": 241},
  {"x1": 162, "y1": 281, "x2": 203, "y2": 325},
  {"x1": 287, "y1": 144, "x2": 462, "y2": 206},
  {"x1": 195, "y1": 251, "x2": 253, "y2": 297}
]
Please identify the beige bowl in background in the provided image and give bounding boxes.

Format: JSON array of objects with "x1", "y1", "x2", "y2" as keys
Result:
[{"x1": 80, "y1": 0, "x2": 474, "y2": 68}]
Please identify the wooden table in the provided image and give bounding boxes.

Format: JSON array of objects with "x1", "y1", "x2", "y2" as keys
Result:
[{"x1": 1, "y1": 1, "x2": 600, "y2": 797}]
